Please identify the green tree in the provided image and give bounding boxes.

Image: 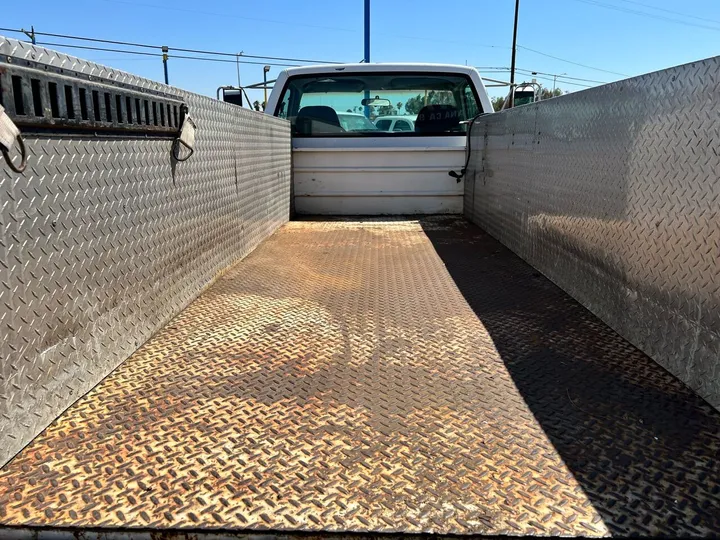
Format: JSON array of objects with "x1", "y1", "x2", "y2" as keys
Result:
[
  {"x1": 404, "y1": 91, "x2": 454, "y2": 114},
  {"x1": 491, "y1": 96, "x2": 506, "y2": 112},
  {"x1": 489, "y1": 88, "x2": 564, "y2": 112},
  {"x1": 540, "y1": 88, "x2": 563, "y2": 100}
]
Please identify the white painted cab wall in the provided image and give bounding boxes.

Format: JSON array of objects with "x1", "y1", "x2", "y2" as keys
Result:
[{"x1": 292, "y1": 136, "x2": 466, "y2": 215}]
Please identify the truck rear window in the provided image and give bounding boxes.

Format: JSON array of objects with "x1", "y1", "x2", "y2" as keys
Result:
[{"x1": 275, "y1": 72, "x2": 482, "y2": 137}]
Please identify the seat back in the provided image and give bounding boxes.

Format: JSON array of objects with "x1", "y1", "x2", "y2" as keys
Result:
[
  {"x1": 414, "y1": 104, "x2": 460, "y2": 134},
  {"x1": 295, "y1": 106, "x2": 343, "y2": 135}
]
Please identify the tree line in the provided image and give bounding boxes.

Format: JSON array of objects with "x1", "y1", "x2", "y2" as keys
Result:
[{"x1": 491, "y1": 87, "x2": 564, "y2": 112}]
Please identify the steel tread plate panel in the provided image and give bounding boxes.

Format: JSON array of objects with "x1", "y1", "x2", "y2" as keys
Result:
[
  {"x1": 465, "y1": 56, "x2": 720, "y2": 409},
  {"x1": 0, "y1": 36, "x2": 291, "y2": 466},
  {"x1": 1, "y1": 218, "x2": 719, "y2": 537}
]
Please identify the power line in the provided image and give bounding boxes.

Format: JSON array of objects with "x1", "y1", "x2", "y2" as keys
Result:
[
  {"x1": 102, "y1": 0, "x2": 507, "y2": 50},
  {"x1": 527, "y1": 75, "x2": 594, "y2": 88},
  {"x1": 613, "y1": 0, "x2": 720, "y2": 25},
  {"x1": 33, "y1": 41, "x2": 304, "y2": 68},
  {"x1": 1, "y1": 25, "x2": 619, "y2": 86},
  {"x1": 481, "y1": 69, "x2": 598, "y2": 89},
  {"x1": 82, "y1": 57, "x2": 158, "y2": 63},
  {"x1": 510, "y1": 71, "x2": 594, "y2": 88},
  {"x1": 172, "y1": 54, "x2": 299, "y2": 67},
  {"x1": 1, "y1": 28, "x2": 159, "y2": 49},
  {"x1": 0, "y1": 27, "x2": 341, "y2": 64},
  {"x1": 514, "y1": 69, "x2": 608, "y2": 85},
  {"x1": 178, "y1": 48, "x2": 337, "y2": 64},
  {"x1": 569, "y1": 0, "x2": 720, "y2": 32},
  {"x1": 480, "y1": 70, "x2": 595, "y2": 89},
  {"x1": 517, "y1": 45, "x2": 630, "y2": 77},
  {"x1": 32, "y1": 42, "x2": 157, "y2": 57},
  {"x1": 104, "y1": 0, "x2": 359, "y2": 34},
  {"x1": 479, "y1": 67, "x2": 608, "y2": 85}
]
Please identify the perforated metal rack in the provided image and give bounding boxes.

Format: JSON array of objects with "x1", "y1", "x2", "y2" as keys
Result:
[{"x1": 0, "y1": 57, "x2": 184, "y2": 134}]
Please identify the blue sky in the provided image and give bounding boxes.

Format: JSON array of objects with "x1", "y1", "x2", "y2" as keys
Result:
[{"x1": 2, "y1": 0, "x2": 719, "y2": 102}]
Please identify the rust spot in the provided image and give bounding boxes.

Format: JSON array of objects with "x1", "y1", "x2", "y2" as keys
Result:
[{"x1": 0, "y1": 218, "x2": 718, "y2": 537}]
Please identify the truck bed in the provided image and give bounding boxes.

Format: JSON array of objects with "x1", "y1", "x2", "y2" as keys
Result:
[{"x1": 1, "y1": 217, "x2": 719, "y2": 537}]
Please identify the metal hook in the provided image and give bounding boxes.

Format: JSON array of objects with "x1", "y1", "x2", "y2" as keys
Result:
[
  {"x1": 172, "y1": 106, "x2": 196, "y2": 162},
  {"x1": 1, "y1": 135, "x2": 28, "y2": 174},
  {"x1": 172, "y1": 138, "x2": 194, "y2": 162}
]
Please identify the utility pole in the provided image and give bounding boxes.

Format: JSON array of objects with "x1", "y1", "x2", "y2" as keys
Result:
[
  {"x1": 364, "y1": 0, "x2": 370, "y2": 63},
  {"x1": 162, "y1": 46, "x2": 169, "y2": 85},
  {"x1": 363, "y1": 0, "x2": 371, "y2": 118},
  {"x1": 236, "y1": 52, "x2": 243, "y2": 88},
  {"x1": 263, "y1": 65, "x2": 271, "y2": 109},
  {"x1": 22, "y1": 26, "x2": 36, "y2": 45},
  {"x1": 509, "y1": 0, "x2": 520, "y2": 108},
  {"x1": 552, "y1": 73, "x2": 566, "y2": 93}
]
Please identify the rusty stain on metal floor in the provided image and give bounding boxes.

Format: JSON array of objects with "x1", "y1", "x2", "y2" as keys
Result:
[{"x1": 1, "y1": 217, "x2": 719, "y2": 537}]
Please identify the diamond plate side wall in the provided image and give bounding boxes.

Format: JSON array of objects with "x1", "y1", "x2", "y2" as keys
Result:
[
  {"x1": 0, "y1": 37, "x2": 292, "y2": 466},
  {"x1": 466, "y1": 57, "x2": 720, "y2": 408}
]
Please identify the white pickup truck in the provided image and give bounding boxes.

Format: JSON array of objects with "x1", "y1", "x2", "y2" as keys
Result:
[{"x1": 265, "y1": 63, "x2": 492, "y2": 215}]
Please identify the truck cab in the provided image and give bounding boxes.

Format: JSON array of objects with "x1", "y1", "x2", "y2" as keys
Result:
[{"x1": 265, "y1": 63, "x2": 492, "y2": 215}]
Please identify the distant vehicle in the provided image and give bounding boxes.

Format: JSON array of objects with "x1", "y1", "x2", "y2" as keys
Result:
[
  {"x1": 374, "y1": 115, "x2": 416, "y2": 132},
  {"x1": 337, "y1": 112, "x2": 379, "y2": 132},
  {"x1": 513, "y1": 84, "x2": 537, "y2": 106},
  {"x1": 501, "y1": 82, "x2": 540, "y2": 109}
]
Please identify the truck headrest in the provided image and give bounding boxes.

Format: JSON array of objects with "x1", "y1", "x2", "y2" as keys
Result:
[
  {"x1": 295, "y1": 106, "x2": 343, "y2": 135},
  {"x1": 414, "y1": 104, "x2": 460, "y2": 134}
]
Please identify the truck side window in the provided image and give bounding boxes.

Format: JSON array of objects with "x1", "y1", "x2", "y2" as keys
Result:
[{"x1": 277, "y1": 90, "x2": 291, "y2": 119}]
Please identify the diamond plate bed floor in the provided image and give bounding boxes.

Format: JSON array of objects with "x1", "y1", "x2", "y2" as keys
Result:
[{"x1": 1, "y1": 217, "x2": 719, "y2": 538}]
